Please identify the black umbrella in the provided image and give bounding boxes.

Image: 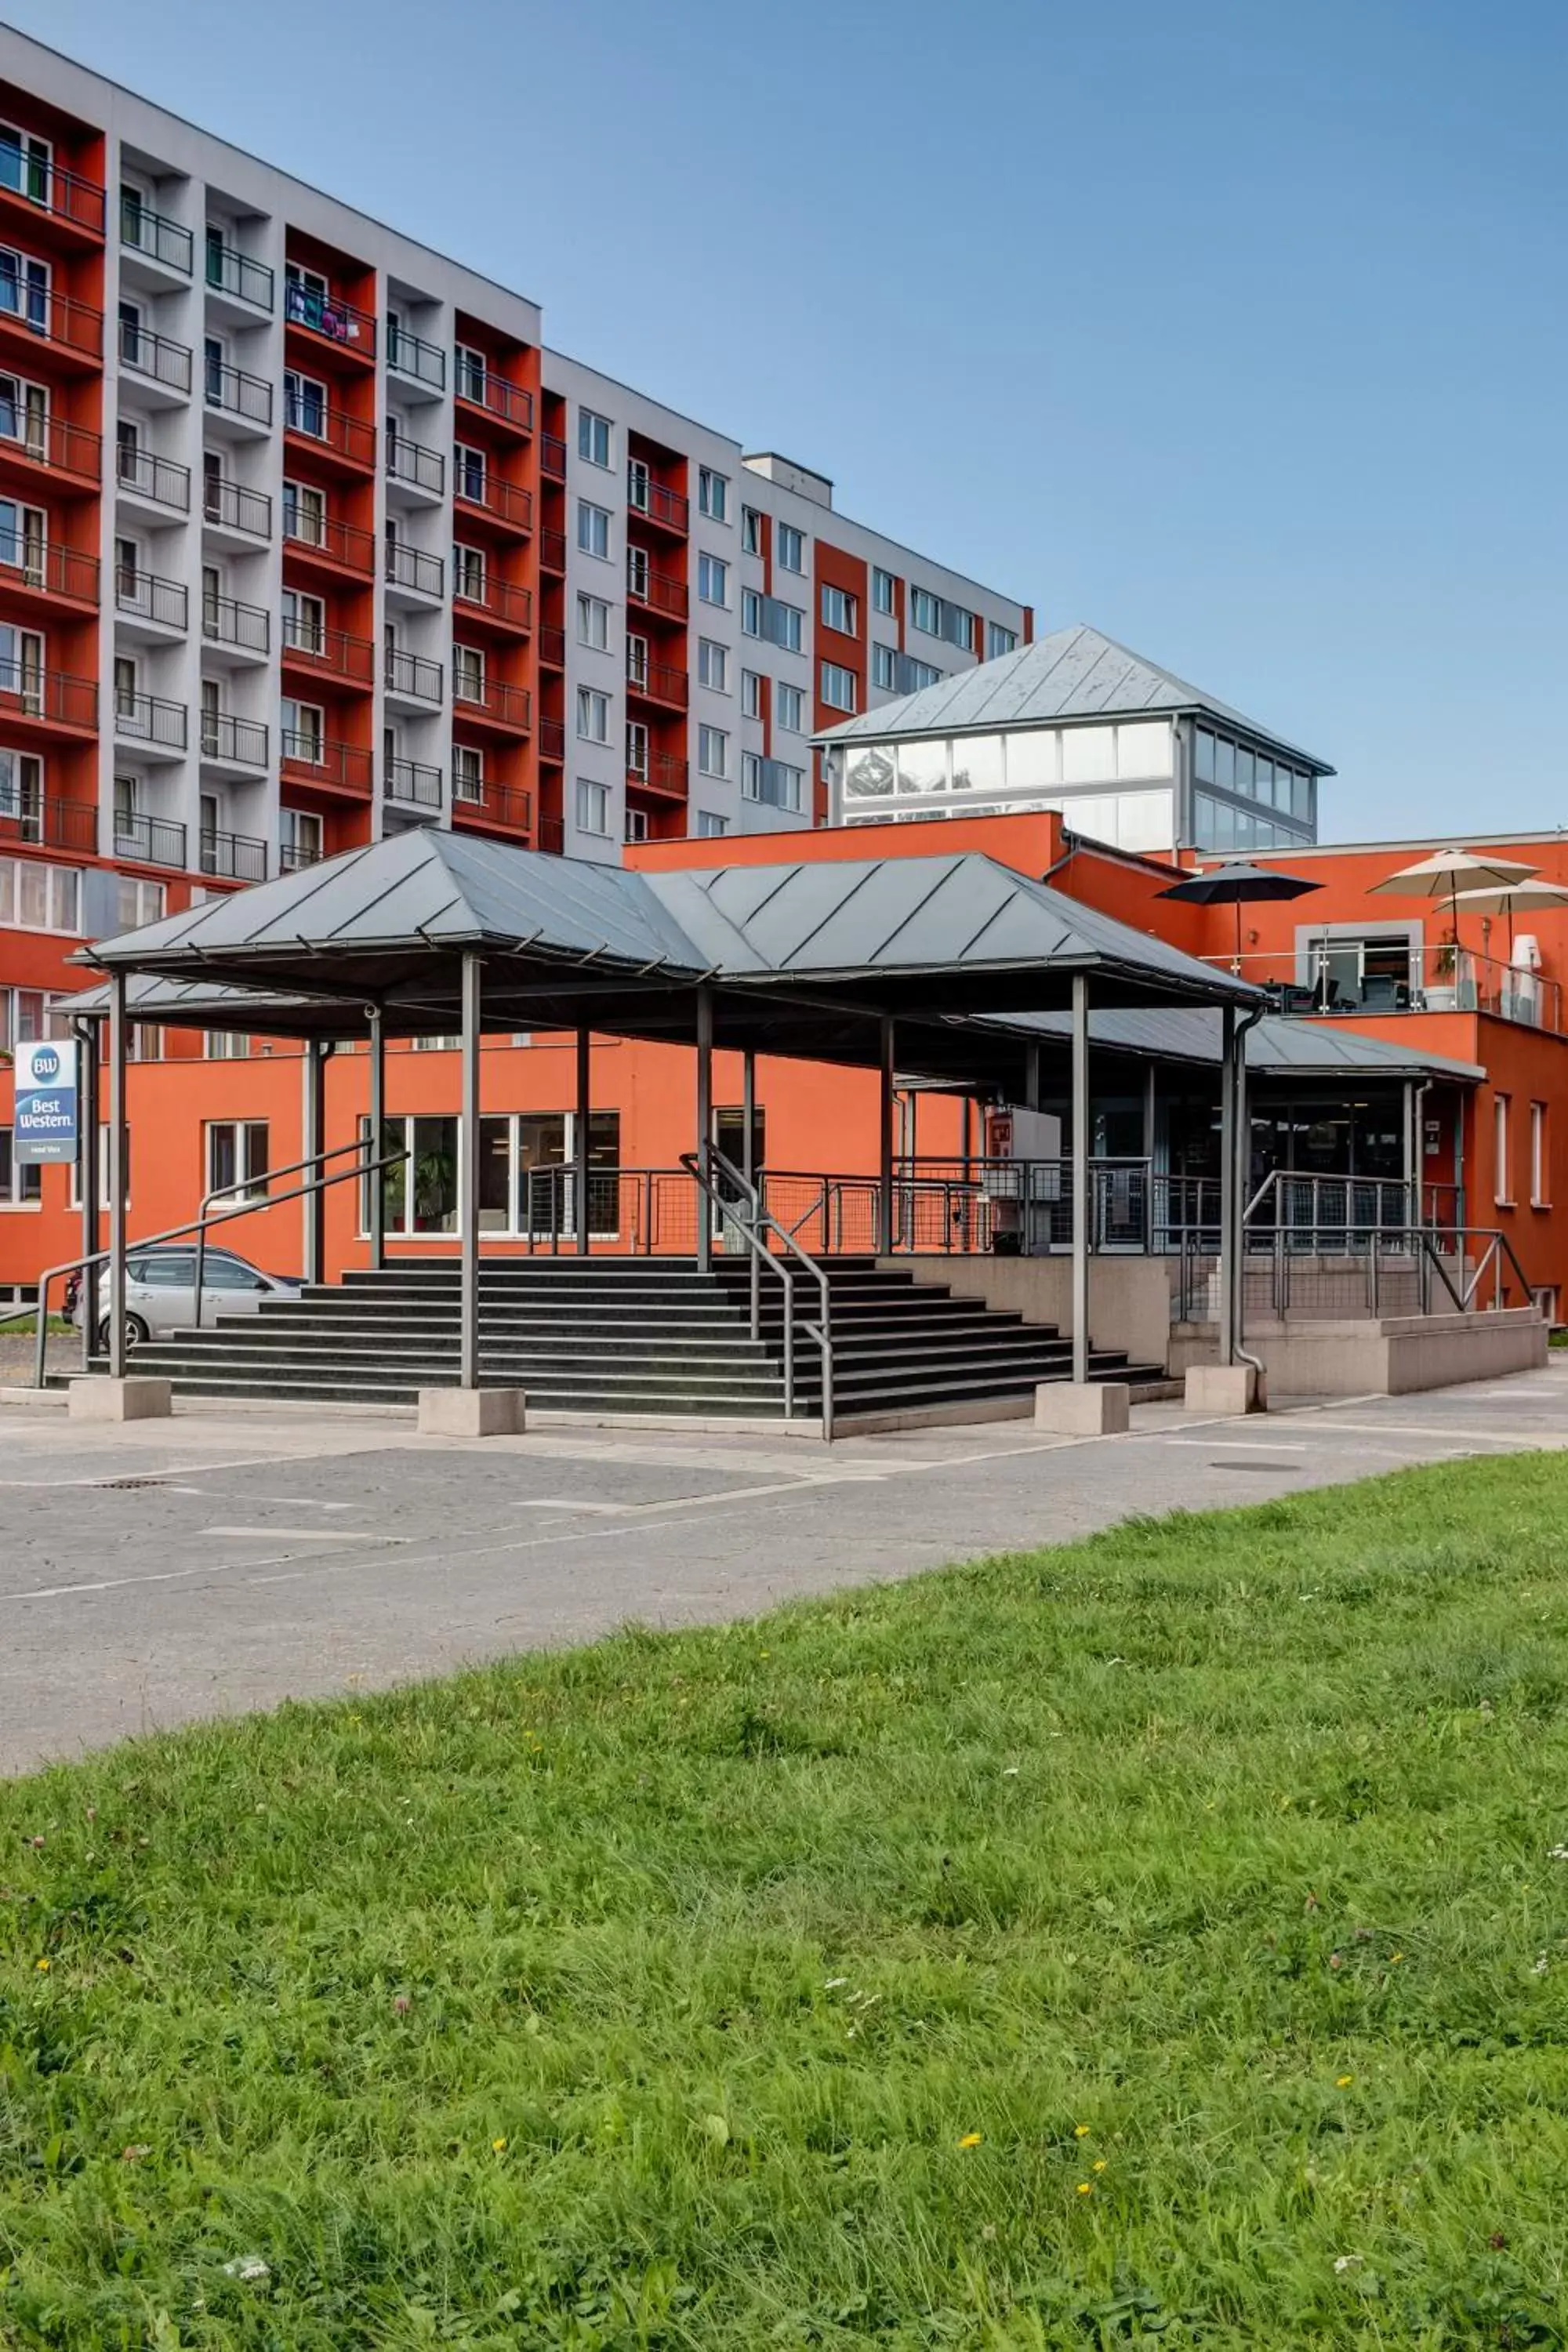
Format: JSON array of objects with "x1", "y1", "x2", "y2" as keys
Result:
[{"x1": 1158, "y1": 859, "x2": 1323, "y2": 975}]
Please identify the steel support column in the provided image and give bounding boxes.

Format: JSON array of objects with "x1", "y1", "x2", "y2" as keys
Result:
[
  {"x1": 1218, "y1": 1004, "x2": 1237, "y2": 1366},
  {"x1": 695, "y1": 985, "x2": 713, "y2": 1275},
  {"x1": 107, "y1": 971, "x2": 128, "y2": 1380},
  {"x1": 75, "y1": 1019, "x2": 98, "y2": 1373},
  {"x1": 742, "y1": 1049, "x2": 758, "y2": 1330},
  {"x1": 1023, "y1": 1040, "x2": 1042, "y2": 1113},
  {"x1": 301, "y1": 1040, "x2": 328, "y2": 1288},
  {"x1": 877, "y1": 1014, "x2": 895, "y2": 1255},
  {"x1": 1071, "y1": 971, "x2": 1090, "y2": 1384},
  {"x1": 367, "y1": 1006, "x2": 386, "y2": 1272},
  {"x1": 459, "y1": 954, "x2": 481, "y2": 1389},
  {"x1": 574, "y1": 1026, "x2": 591, "y2": 1256}
]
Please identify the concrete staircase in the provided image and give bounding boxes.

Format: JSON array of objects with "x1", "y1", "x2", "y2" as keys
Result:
[{"x1": 82, "y1": 1257, "x2": 1164, "y2": 1425}]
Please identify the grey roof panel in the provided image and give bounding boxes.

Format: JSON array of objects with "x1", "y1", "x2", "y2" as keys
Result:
[{"x1": 993, "y1": 1005, "x2": 1482, "y2": 1083}]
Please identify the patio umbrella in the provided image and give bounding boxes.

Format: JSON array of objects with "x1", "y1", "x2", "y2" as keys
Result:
[
  {"x1": 1449, "y1": 875, "x2": 1568, "y2": 953},
  {"x1": 1370, "y1": 848, "x2": 1538, "y2": 937},
  {"x1": 1157, "y1": 859, "x2": 1323, "y2": 974}
]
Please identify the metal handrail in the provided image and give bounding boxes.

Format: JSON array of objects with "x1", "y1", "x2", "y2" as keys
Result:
[
  {"x1": 16, "y1": 1138, "x2": 401, "y2": 1386},
  {"x1": 191, "y1": 1136, "x2": 389, "y2": 1330},
  {"x1": 682, "y1": 1145, "x2": 834, "y2": 1438}
]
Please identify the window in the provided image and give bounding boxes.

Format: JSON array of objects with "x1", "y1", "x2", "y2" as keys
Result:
[
  {"x1": 0, "y1": 983, "x2": 64, "y2": 1050},
  {"x1": 282, "y1": 478, "x2": 325, "y2": 546},
  {"x1": 455, "y1": 443, "x2": 486, "y2": 503},
  {"x1": 741, "y1": 506, "x2": 761, "y2": 555},
  {"x1": 283, "y1": 368, "x2": 325, "y2": 438},
  {"x1": 775, "y1": 681, "x2": 804, "y2": 732},
  {"x1": 698, "y1": 637, "x2": 728, "y2": 692},
  {"x1": 0, "y1": 246, "x2": 49, "y2": 332},
  {"x1": 1495, "y1": 1094, "x2": 1512, "y2": 1205},
  {"x1": 115, "y1": 875, "x2": 165, "y2": 928},
  {"x1": 0, "y1": 1125, "x2": 42, "y2": 1206},
  {"x1": 452, "y1": 543, "x2": 485, "y2": 602},
  {"x1": 576, "y1": 686, "x2": 609, "y2": 743},
  {"x1": 1532, "y1": 1102, "x2": 1549, "y2": 1207},
  {"x1": 871, "y1": 642, "x2": 898, "y2": 694},
  {"x1": 742, "y1": 754, "x2": 804, "y2": 813},
  {"x1": 820, "y1": 583, "x2": 857, "y2": 634},
  {"x1": 454, "y1": 343, "x2": 486, "y2": 402},
  {"x1": 575, "y1": 778, "x2": 611, "y2": 837},
  {"x1": 0, "y1": 378, "x2": 45, "y2": 459},
  {"x1": 626, "y1": 720, "x2": 648, "y2": 779},
  {"x1": 577, "y1": 499, "x2": 611, "y2": 559},
  {"x1": 987, "y1": 621, "x2": 1018, "y2": 659},
  {"x1": 576, "y1": 592, "x2": 610, "y2": 651},
  {"x1": 578, "y1": 408, "x2": 612, "y2": 469},
  {"x1": 281, "y1": 587, "x2": 324, "y2": 655},
  {"x1": 872, "y1": 567, "x2": 895, "y2": 615},
  {"x1": 0, "y1": 125, "x2": 52, "y2": 209},
  {"x1": 452, "y1": 744, "x2": 485, "y2": 802},
  {"x1": 283, "y1": 698, "x2": 324, "y2": 762},
  {"x1": 747, "y1": 593, "x2": 804, "y2": 653},
  {"x1": 698, "y1": 466, "x2": 728, "y2": 521},
  {"x1": 742, "y1": 590, "x2": 762, "y2": 639},
  {"x1": 909, "y1": 586, "x2": 941, "y2": 636},
  {"x1": 698, "y1": 553, "x2": 728, "y2": 607},
  {"x1": 280, "y1": 807, "x2": 322, "y2": 867},
  {"x1": 820, "y1": 661, "x2": 857, "y2": 713},
  {"x1": 0, "y1": 746, "x2": 41, "y2": 829},
  {"x1": 0, "y1": 856, "x2": 79, "y2": 934},
  {"x1": 452, "y1": 644, "x2": 485, "y2": 702},
  {"x1": 776, "y1": 523, "x2": 804, "y2": 574},
  {"x1": 206, "y1": 1119, "x2": 269, "y2": 1203},
  {"x1": 741, "y1": 670, "x2": 763, "y2": 720},
  {"x1": 695, "y1": 811, "x2": 729, "y2": 837},
  {"x1": 698, "y1": 724, "x2": 729, "y2": 779}
]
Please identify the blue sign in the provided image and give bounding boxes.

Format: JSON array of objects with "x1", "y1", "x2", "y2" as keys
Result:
[{"x1": 14, "y1": 1037, "x2": 78, "y2": 1164}]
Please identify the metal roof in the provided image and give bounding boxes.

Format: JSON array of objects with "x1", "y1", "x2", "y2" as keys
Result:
[
  {"x1": 815, "y1": 623, "x2": 1334, "y2": 774},
  {"x1": 990, "y1": 1007, "x2": 1483, "y2": 1083}
]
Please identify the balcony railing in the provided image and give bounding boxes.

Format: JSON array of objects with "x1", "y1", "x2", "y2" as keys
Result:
[
  {"x1": 0, "y1": 793, "x2": 97, "y2": 851},
  {"x1": 115, "y1": 565, "x2": 187, "y2": 630},
  {"x1": 0, "y1": 664, "x2": 96, "y2": 730},
  {"x1": 627, "y1": 471, "x2": 688, "y2": 533},
  {"x1": 114, "y1": 690, "x2": 186, "y2": 750},
  {"x1": 385, "y1": 646, "x2": 443, "y2": 701},
  {"x1": 281, "y1": 728, "x2": 372, "y2": 793},
  {"x1": 538, "y1": 622, "x2": 564, "y2": 668},
  {"x1": 0, "y1": 411, "x2": 101, "y2": 482},
  {"x1": 201, "y1": 590, "x2": 270, "y2": 654},
  {"x1": 387, "y1": 323, "x2": 445, "y2": 389},
  {"x1": 386, "y1": 434, "x2": 444, "y2": 495},
  {"x1": 2, "y1": 155, "x2": 107, "y2": 238},
  {"x1": 200, "y1": 710, "x2": 269, "y2": 768},
  {"x1": 626, "y1": 654, "x2": 688, "y2": 708},
  {"x1": 540, "y1": 526, "x2": 566, "y2": 574},
  {"x1": 121, "y1": 197, "x2": 191, "y2": 274},
  {"x1": 540, "y1": 431, "x2": 567, "y2": 480},
  {"x1": 626, "y1": 750, "x2": 688, "y2": 798},
  {"x1": 454, "y1": 779, "x2": 532, "y2": 831},
  {"x1": 118, "y1": 319, "x2": 191, "y2": 394},
  {"x1": 285, "y1": 278, "x2": 376, "y2": 358},
  {"x1": 453, "y1": 572, "x2": 533, "y2": 632},
  {"x1": 539, "y1": 716, "x2": 565, "y2": 763},
  {"x1": 117, "y1": 443, "x2": 191, "y2": 510},
  {"x1": 205, "y1": 238, "x2": 275, "y2": 312},
  {"x1": 199, "y1": 826, "x2": 267, "y2": 882},
  {"x1": 203, "y1": 474, "x2": 272, "y2": 538},
  {"x1": 452, "y1": 672, "x2": 532, "y2": 731},
  {"x1": 112, "y1": 810, "x2": 187, "y2": 867},
  {"x1": 626, "y1": 562, "x2": 688, "y2": 620},
  {"x1": 1201, "y1": 946, "x2": 1567, "y2": 1038},
  {"x1": 279, "y1": 840, "x2": 325, "y2": 873},
  {"x1": 285, "y1": 394, "x2": 376, "y2": 468},
  {"x1": 7, "y1": 541, "x2": 100, "y2": 606},
  {"x1": 283, "y1": 508, "x2": 373, "y2": 572},
  {"x1": 281, "y1": 615, "x2": 375, "y2": 684},
  {"x1": 384, "y1": 539, "x2": 445, "y2": 598},
  {"x1": 453, "y1": 470, "x2": 534, "y2": 532},
  {"x1": 0, "y1": 285, "x2": 103, "y2": 359},
  {"x1": 455, "y1": 365, "x2": 533, "y2": 431},
  {"x1": 384, "y1": 757, "x2": 443, "y2": 809},
  {"x1": 204, "y1": 356, "x2": 273, "y2": 426}
]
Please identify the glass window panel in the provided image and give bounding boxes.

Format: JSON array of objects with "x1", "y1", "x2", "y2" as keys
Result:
[
  {"x1": 1116, "y1": 789, "x2": 1174, "y2": 853},
  {"x1": 949, "y1": 734, "x2": 1003, "y2": 795},
  {"x1": 1004, "y1": 728, "x2": 1058, "y2": 793},
  {"x1": 1061, "y1": 793, "x2": 1116, "y2": 844},
  {"x1": 18, "y1": 861, "x2": 46, "y2": 927},
  {"x1": 1194, "y1": 728, "x2": 1216, "y2": 784},
  {"x1": 896, "y1": 738, "x2": 949, "y2": 795},
  {"x1": 1234, "y1": 745, "x2": 1254, "y2": 793},
  {"x1": 479, "y1": 1115, "x2": 510, "y2": 1233},
  {"x1": 410, "y1": 1116, "x2": 458, "y2": 1234},
  {"x1": 1255, "y1": 755, "x2": 1275, "y2": 803},
  {"x1": 1293, "y1": 771, "x2": 1313, "y2": 822},
  {"x1": 1060, "y1": 724, "x2": 1116, "y2": 783},
  {"x1": 1116, "y1": 720, "x2": 1171, "y2": 779},
  {"x1": 1212, "y1": 797, "x2": 1236, "y2": 851},
  {"x1": 844, "y1": 745, "x2": 895, "y2": 799},
  {"x1": 1214, "y1": 735, "x2": 1235, "y2": 789}
]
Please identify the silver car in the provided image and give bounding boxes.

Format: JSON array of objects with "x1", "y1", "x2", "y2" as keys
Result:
[{"x1": 76, "y1": 1246, "x2": 302, "y2": 1347}]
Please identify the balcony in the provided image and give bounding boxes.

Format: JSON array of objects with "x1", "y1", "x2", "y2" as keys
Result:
[
  {"x1": 285, "y1": 277, "x2": 376, "y2": 361},
  {"x1": 538, "y1": 622, "x2": 564, "y2": 669},
  {"x1": 114, "y1": 564, "x2": 187, "y2": 633},
  {"x1": 280, "y1": 840, "x2": 325, "y2": 873},
  {"x1": 200, "y1": 710, "x2": 269, "y2": 770},
  {"x1": 205, "y1": 237, "x2": 275, "y2": 315},
  {"x1": 114, "y1": 690, "x2": 187, "y2": 754},
  {"x1": 452, "y1": 671, "x2": 532, "y2": 735},
  {"x1": 120, "y1": 196, "x2": 191, "y2": 278},
  {"x1": 626, "y1": 653, "x2": 688, "y2": 710},
  {"x1": 0, "y1": 283, "x2": 103, "y2": 365},
  {"x1": 384, "y1": 757, "x2": 443, "y2": 810},
  {"x1": 539, "y1": 716, "x2": 565, "y2": 764},
  {"x1": 281, "y1": 728, "x2": 372, "y2": 797},
  {"x1": 201, "y1": 590, "x2": 270, "y2": 657},
  {"x1": 1210, "y1": 946, "x2": 1568, "y2": 1038},
  {"x1": 282, "y1": 615, "x2": 375, "y2": 686},
  {"x1": 0, "y1": 154, "x2": 106, "y2": 245},
  {"x1": 283, "y1": 507, "x2": 374, "y2": 576},
  {"x1": 0, "y1": 664, "x2": 96, "y2": 733},
  {"x1": 0, "y1": 411, "x2": 100, "y2": 488},
  {"x1": 385, "y1": 645, "x2": 443, "y2": 703},
  {"x1": 285, "y1": 393, "x2": 376, "y2": 473},
  {"x1": 626, "y1": 561, "x2": 688, "y2": 621},
  {"x1": 627, "y1": 470, "x2": 688, "y2": 536},
  {"x1": 203, "y1": 356, "x2": 273, "y2": 431},
  {"x1": 118, "y1": 318, "x2": 191, "y2": 398},
  {"x1": 540, "y1": 430, "x2": 567, "y2": 480},
  {"x1": 0, "y1": 793, "x2": 97, "y2": 852},
  {"x1": 453, "y1": 469, "x2": 534, "y2": 535},
  {"x1": 385, "y1": 432, "x2": 445, "y2": 499},
  {"x1": 199, "y1": 826, "x2": 268, "y2": 882},
  {"x1": 112, "y1": 810, "x2": 187, "y2": 868},
  {"x1": 2, "y1": 540, "x2": 100, "y2": 612},
  {"x1": 626, "y1": 750, "x2": 689, "y2": 800},
  {"x1": 538, "y1": 814, "x2": 564, "y2": 855},
  {"x1": 453, "y1": 779, "x2": 532, "y2": 835},
  {"x1": 455, "y1": 363, "x2": 532, "y2": 434},
  {"x1": 540, "y1": 526, "x2": 566, "y2": 575},
  {"x1": 453, "y1": 571, "x2": 533, "y2": 635},
  {"x1": 387, "y1": 323, "x2": 445, "y2": 394},
  {"x1": 116, "y1": 443, "x2": 191, "y2": 513},
  {"x1": 202, "y1": 474, "x2": 272, "y2": 539},
  {"x1": 384, "y1": 539, "x2": 445, "y2": 603}
]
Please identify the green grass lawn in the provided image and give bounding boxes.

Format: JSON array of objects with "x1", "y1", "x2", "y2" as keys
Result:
[{"x1": 4, "y1": 1457, "x2": 1568, "y2": 2349}]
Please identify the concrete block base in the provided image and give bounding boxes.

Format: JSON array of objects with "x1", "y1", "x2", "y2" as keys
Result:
[
  {"x1": 1035, "y1": 1379, "x2": 1131, "y2": 1435},
  {"x1": 67, "y1": 1375, "x2": 172, "y2": 1423},
  {"x1": 1185, "y1": 1363, "x2": 1264, "y2": 1416},
  {"x1": 417, "y1": 1386, "x2": 526, "y2": 1438}
]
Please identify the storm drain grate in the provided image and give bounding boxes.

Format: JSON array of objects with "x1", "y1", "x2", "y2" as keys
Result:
[{"x1": 92, "y1": 1475, "x2": 170, "y2": 1490}]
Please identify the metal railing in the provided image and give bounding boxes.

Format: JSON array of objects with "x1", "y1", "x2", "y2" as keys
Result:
[
  {"x1": 386, "y1": 645, "x2": 444, "y2": 701},
  {"x1": 122, "y1": 197, "x2": 191, "y2": 273},
  {"x1": 285, "y1": 396, "x2": 376, "y2": 466},
  {"x1": 283, "y1": 507, "x2": 372, "y2": 569},
  {"x1": 113, "y1": 809, "x2": 187, "y2": 867},
  {"x1": 5, "y1": 411, "x2": 101, "y2": 481},
  {"x1": 456, "y1": 365, "x2": 533, "y2": 430},
  {"x1": 683, "y1": 1145, "x2": 833, "y2": 1434},
  {"x1": 387, "y1": 322, "x2": 445, "y2": 388},
  {"x1": 205, "y1": 238, "x2": 274, "y2": 310},
  {"x1": 455, "y1": 471, "x2": 534, "y2": 530},
  {"x1": 4, "y1": 156, "x2": 107, "y2": 238},
  {"x1": 117, "y1": 445, "x2": 191, "y2": 510},
  {"x1": 283, "y1": 617, "x2": 375, "y2": 683},
  {"x1": 114, "y1": 691, "x2": 187, "y2": 750},
  {"x1": 384, "y1": 539, "x2": 445, "y2": 598},
  {"x1": 285, "y1": 278, "x2": 376, "y2": 356},
  {"x1": 386, "y1": 434, "x2": 444, "y2": 495},
  {"x1": 200, "y1": 710, "x2": 268, "y2": 768},
  {"x1": 204, "y1": 474, "x2": 272, "y2": 537},
  {"x1": 385, "y1": 757, "x2": 443, "y2": 809},
  {"x1": 201, "y1": 590, "x2": 270, "y2": 652},
  {"x1": 204, "y1": 356, "x2": 273, "y2": 426},
  {"x1": 118, "y1": 318, "x2": 191, "y2": 393},
  {"x1": 1202, "y1": 946, "x2": 1566, "y2": 1036},
  {"x1": 199, "y1": 827, "x2": 267, "y2": 882},
  {"x1": 116, "y1": 564, "x2": 187, "y2": 629}
]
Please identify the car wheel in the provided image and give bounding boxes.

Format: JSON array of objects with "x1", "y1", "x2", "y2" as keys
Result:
[{"x1": 97, "y1": 1313, "x2": 150, "y2": 1351}]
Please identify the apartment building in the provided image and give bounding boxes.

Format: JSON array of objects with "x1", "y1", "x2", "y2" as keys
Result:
[{"x1": 0, "y1": 25, "x2": 1029, "y2": 1069}]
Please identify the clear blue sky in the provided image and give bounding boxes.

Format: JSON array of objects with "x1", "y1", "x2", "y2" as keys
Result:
[{"x1": 13, "y1": 0, "x2": 1566, "y2": 840}]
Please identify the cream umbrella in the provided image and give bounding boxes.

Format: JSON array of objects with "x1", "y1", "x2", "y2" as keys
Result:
[
  {"x1": 1370, "y1": 848, "x2": 1540, "y2": 988},
  {"x1": 1450, "y1": 876, "x2": 1568, "y2": 954}
]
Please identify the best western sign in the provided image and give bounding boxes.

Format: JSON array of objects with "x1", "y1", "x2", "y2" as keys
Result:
[{"x1": 13, "y1": 1038, "x2": 78, "y2": 1164}]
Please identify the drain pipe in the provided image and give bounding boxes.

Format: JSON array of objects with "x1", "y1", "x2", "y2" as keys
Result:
[{"x1": 1231, "y1": 1001, "x2": 1267, "y2": 1378}]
